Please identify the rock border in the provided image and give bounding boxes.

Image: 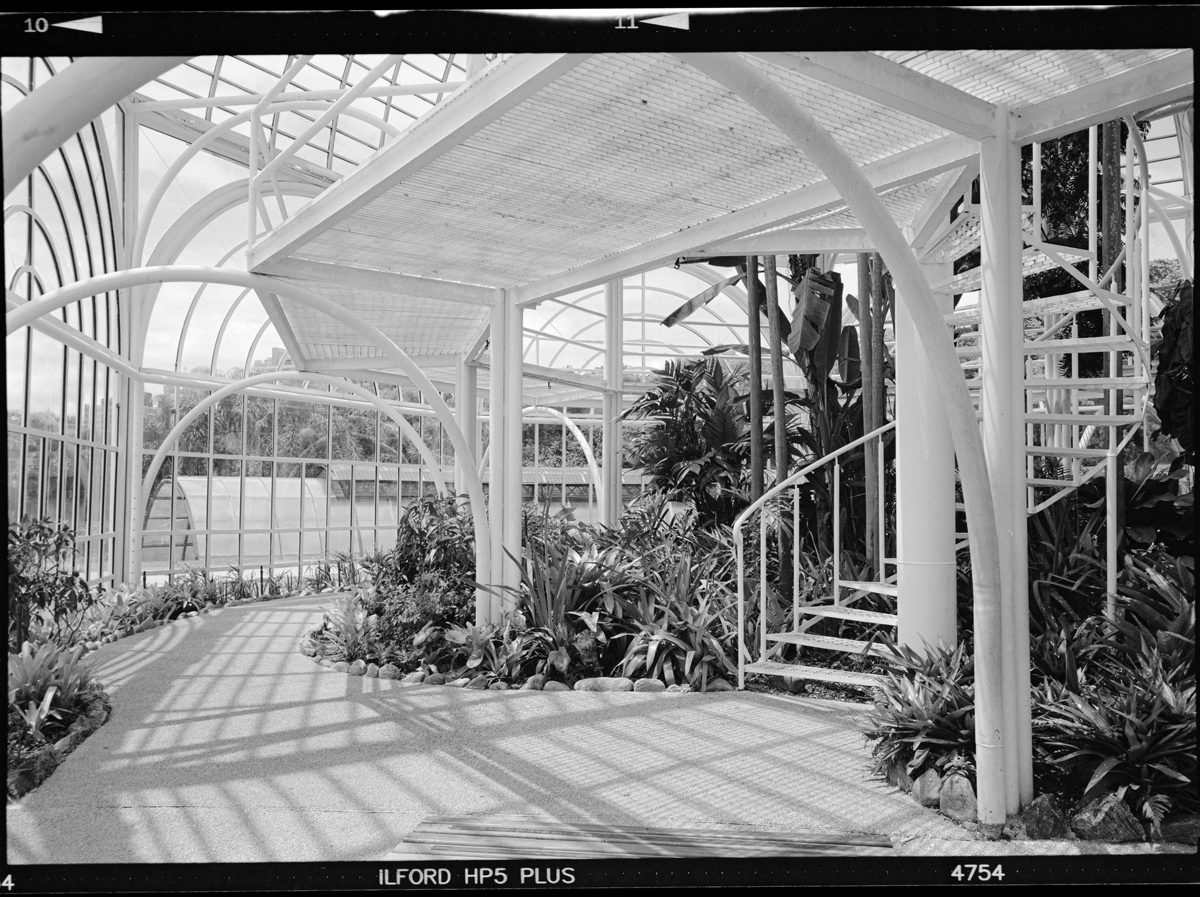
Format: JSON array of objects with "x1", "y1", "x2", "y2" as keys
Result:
[
  {"x1": 297, "y1": 637, "x2": 737, "y2": 694},
  {"x1": 884, "y1": 761, "x2": 1190, "y2": 845}
]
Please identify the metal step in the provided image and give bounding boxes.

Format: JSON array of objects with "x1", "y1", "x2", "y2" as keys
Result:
[
  {"x1": 1027, "y1": 476, "x2": 1079, "y2": 487},
  {"x1": 1026, "y1": 412, "x2": 1138, "y2": 426},
  {"x1": 766, "y1": 632, "x2": 890, "y2": 657},
  {"x1": 1022, "y1": 336, "x2": 1140, "y2": 354},
  {"x1": 1025, "y1": 445, "x2": 1114, "y2": 458},
  {"x1": 944, "y1": 287, "x2": 1131, "y2": 326},
  {"x1": 837, "y1": 579, "x2": 898, "y2": 597},
  {"x1": 1026, "y1": 377, "x2": 1150, "y2": 389},
  {"x1": 743, "y1": 660, "x2": 884, "y2": 689},
  {"x1": 930, "y1": 244, "x2": 1090, "y2": 294},
  {"x1": 800, "y1": 604, "x2": 898, "y2": 626}
]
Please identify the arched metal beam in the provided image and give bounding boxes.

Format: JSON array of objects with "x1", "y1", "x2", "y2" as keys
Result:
[
  {"x1": 475, "y1": 405, "x2": 603, "y2": 503},
  {"x1": 4, "y1": 57, "x2": 187, "y2": 198},
  {"x1": 7, "y1": 265, "x2": 494, "y2": 608},
  {"x1": 133, "y1": 99, "x2": 400, "y2": 267},
  {"x1": 676, "y1": 52, "x2": 1007, "y2": 826},
  {"x1": 135, "y1": 179, "x2": 323, "y2": 366}
]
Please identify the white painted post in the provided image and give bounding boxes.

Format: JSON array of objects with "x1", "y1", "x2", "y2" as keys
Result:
[
  {"x1": 895, "y1": 278, "x2": 957, "y2": 651},
  {"x1": 1106, "y1": 450, "x2": 1119, "y2": 622},
  {"x1": 980, "y1": 105, "x2": 1033, "y2": 813},
  {"x1": 455, "y1": 356, "x2": 478, "y2": 498},
  {"x1": 123, "y1": 108, "x2": 145, "y2": 585},
  {"x1": 601, "y1": 279, "x2": 623, "y2": 526},
  {"x1": 487, "y1": 292, "x2": 508, "y2": 625},
  {"x1": 503, "y1": 292, "x2": 525, "y2": 612}
]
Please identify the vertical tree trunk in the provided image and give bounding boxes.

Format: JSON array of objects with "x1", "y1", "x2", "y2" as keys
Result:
[
  {"x1": 765, "y1": 256, "x2": 789, "y2": 481},
  {"x1": 1101, "y1": 121, "x2": 1127, "y2": 552},
  {"x1": 765, "y1": 256, "x2": 790, "y2": 593},
  {"x1": 871, "y1": 253, "x2": 888, "y2": 566},
  {"x1": 747, "y1": 255, "x2": 765, "y2": 503},
  {"x1": 858, "y1": 252, "x2": 878, "y2": 572}
]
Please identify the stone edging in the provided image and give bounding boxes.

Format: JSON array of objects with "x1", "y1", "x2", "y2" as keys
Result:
[
  {"x1": 886, "y1": 762, "x2": 1195, "y2": 845},
  {"x1": 297, "y1": 637, "x2": 735, "y2": 694}
]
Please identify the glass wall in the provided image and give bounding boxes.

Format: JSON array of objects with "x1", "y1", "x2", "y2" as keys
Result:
[{"x1": 4, "y1": 57, "x2": 126, "y2": 585}]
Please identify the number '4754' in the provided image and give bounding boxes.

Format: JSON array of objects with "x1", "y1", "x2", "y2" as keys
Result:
[{"x1": 952, "y1": 864, "x2": 1005, "y2": 882}]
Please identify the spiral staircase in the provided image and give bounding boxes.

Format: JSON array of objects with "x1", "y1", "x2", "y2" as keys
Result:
[{"x1": 735, "y1": 117, "x2": 1190, "y2": 691}]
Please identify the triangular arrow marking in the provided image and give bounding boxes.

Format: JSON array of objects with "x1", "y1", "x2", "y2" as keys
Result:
[
  {"x1": 52, "y1": 16, "x2": 103, "y2": 34},
  {"x1": 643, "y1": 13, "x2": 689, "y2": 30}
]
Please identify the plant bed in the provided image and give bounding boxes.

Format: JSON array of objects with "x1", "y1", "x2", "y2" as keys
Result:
[
  {"x1": 7, "y1": 668, "x2": 111, "y2": 801},
  {"x1": 299, "y1": 633, "x2": 736, "y2": 694}
]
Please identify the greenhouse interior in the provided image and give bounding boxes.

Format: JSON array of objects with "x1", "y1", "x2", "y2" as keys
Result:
[{"x1": 5, "y1": 41, "x2": 1197, "y2": 867}]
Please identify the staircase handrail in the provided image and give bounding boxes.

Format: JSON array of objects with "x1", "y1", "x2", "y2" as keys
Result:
[{"x1": 732, "y1": 420, "x2": 897, "y2": 545}]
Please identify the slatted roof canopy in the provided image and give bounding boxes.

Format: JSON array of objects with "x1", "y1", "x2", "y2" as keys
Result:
[
  {"x1": 241, "y1": 49, "x2": 1191, "y2": 380},
  {"x1": 878, "y1": 49, "x2": 1181, "y2": 108},
  {"x1": 249, "y1": 53, "x2": 981, "y2": 283}
]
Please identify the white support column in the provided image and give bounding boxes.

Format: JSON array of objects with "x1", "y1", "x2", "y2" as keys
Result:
[
  {"x1": 895, "y1": 272, "x2": 957, "y2": 652},
  {"x1": 122, "y1": 107, "x2": 145, "y2": 585},
  {"x1": 455, "y1": 356, "x2": 478, "y2": 497},
  {"x1": 486, "y1": 293, "x2": 508, "y2": 625},
  {"x1": 601, "y1": 279, "x2": 624, "y2": 526},
  {"x1": 980, "y1": 105, "x2": 1034, "y2": 813},
  {"x1": 502, "y1": 291, "x2": 525, "y2": 612}
]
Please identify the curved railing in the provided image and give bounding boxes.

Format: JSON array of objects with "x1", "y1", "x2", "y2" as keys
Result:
[{"x1": 733, "y1": 420, "x2": 896, "y2": 688}]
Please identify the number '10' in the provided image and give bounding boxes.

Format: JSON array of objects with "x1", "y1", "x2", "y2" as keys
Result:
[{"x1": 25, "y1": 17, "x2": 50, "y2": 32}]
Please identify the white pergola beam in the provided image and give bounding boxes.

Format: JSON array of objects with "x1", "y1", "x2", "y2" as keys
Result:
[
  {"x1": 512, "y1": 133, "x2": 978, "y2": 307},
  {"x1": 302, "y1": 353, "x2": 464, "y2": 372},
  {"x1": 909, "y1": 164, "x2": 980, "y2": 253},
  {"x1": 256, "y1": 257, "x2": 496, "y2": 306},
  {"x1": 476, "y1": 360, "x2": 638, "y2": 396},
  {"x1": 1011, "y1": 53, "x2": 1193, "y2": 144},
  {"x1": 690, "y1": 227, "x2": 874, "y2": 256},
  {"x1": 255, "y1": 289, "x2": 311, "y2": 370},
  {"x1": 247, "y1": 53, "x2": 589, "y2": 271},
  {"x1": 749, "y1": 51, "x2": 996, "y2": 140},
  {"x1": 324, "y1": 367, "x2": 457, "y2": 394}
]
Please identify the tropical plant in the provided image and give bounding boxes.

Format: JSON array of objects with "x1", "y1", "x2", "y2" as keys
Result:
[
  {"x1": 8, "y1": 519, "x2": 98, "y2": 651},
  {"x1": 621, "y1": 357, "x2": 750, "y2": 529},
  {"x1": 613, "y1": 548, "x2": 739, "y2": 688},
  {"x1": 862, "y1": 640, "x2": 976, "y2": 783},
  {"x1": 316, "y1": 592, "x2": 376, "y2": 662},
  {"x1": 443, "y1": 617, "x2": 526, "y2": 685},
  {"x1": 618, "y1": 595, "x2": 735, "y2": 689},
  {"x1": 369, "y1": 497, "x2": 476, "y2": 600},
  {"x1": 1030, "y1": 545, "x2": 1195, "y2": 825},
  {"x1": 8, "y1": 641, "x2": 99, "y2": 742},
  {"x1": 370, "y1": 570, "x2": 474, "y2": 650}
]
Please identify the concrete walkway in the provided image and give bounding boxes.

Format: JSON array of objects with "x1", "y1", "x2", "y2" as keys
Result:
[{"x1": 5, "y1": 593, "x2": 1187, "y2": 863}]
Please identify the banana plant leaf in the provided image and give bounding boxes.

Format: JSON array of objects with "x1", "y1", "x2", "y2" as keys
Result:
[
  {"x1": 838, "y1": 324, "x2": 861, "y2": 384},
  {"x1": 788, "y1": 268, "x2": 840, "y2": 360},
  {"x1": 812, "y1": 271, "x2": 844, "y2": 378},
  {"x1": 663, "y1": 272, "x2": 745, "y2": 327}
]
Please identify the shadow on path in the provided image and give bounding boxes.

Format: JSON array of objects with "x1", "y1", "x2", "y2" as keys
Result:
[{"x1": 6, "y1": 593, "x2": 970, "y2": 863}]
